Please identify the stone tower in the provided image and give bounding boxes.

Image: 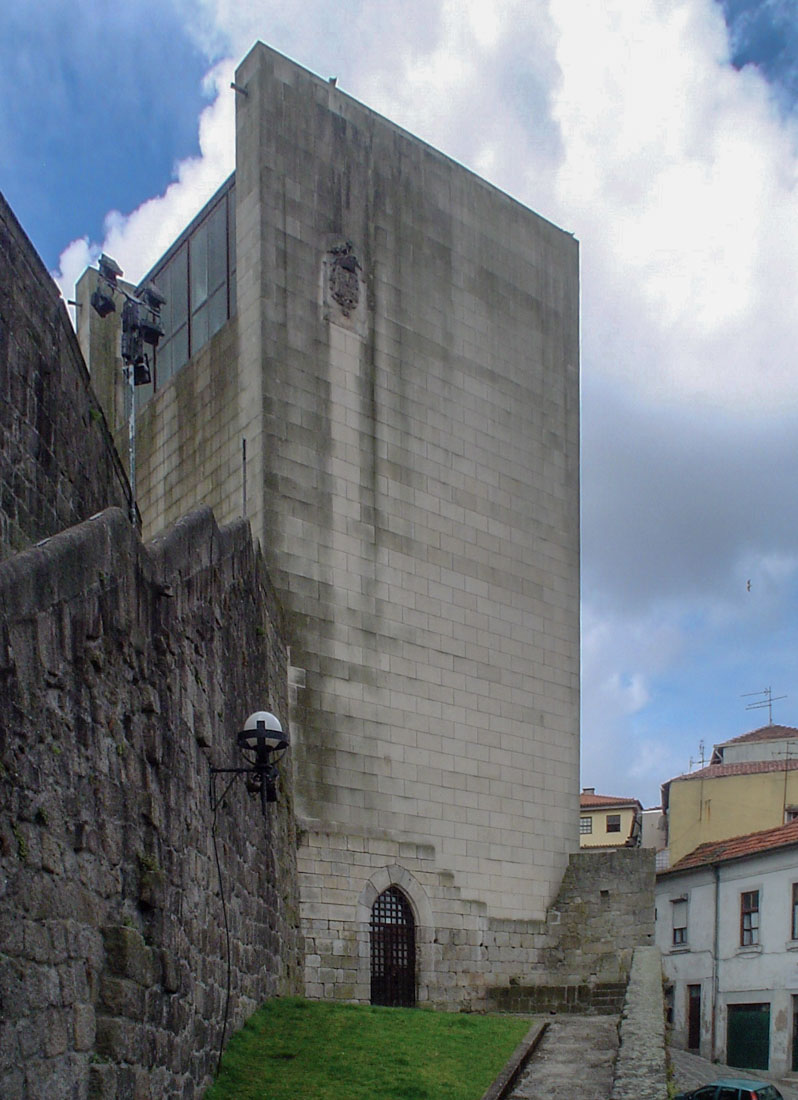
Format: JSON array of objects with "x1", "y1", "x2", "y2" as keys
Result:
[{"x1": 79, "y1": 41, "x2": 580, "y2": 1006}]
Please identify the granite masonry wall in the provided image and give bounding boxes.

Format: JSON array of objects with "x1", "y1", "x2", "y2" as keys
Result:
[
  {"x1": 299, "y1": 842, "x2": 655, "y2": 1011},
  {"x1": 485, "y1": 848, "x2": 656, "y2": 1014},
  {"x1": 0, "y1": 506, "x2": 302, "y2": 1099},
  {"x1": 0, "y1": 191, "x2": 131, "y2": 560},
  {"x1": 235, "y1": 41, "x2": 581, "y2": 928},
  {"x1": 610, "y1": 946, "x2": 667, "y2": 1100}
]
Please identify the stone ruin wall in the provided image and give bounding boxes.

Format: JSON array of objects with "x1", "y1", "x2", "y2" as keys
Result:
[
  {"x1": 486, "y1": 846, "x2": 656, "y2": 1014},
  {"x1": 0, "y1": 506, "x2": 302, "y2": 1099},
  {"x1": 0, "y1": 191, "x2": 131, "y2": 560}
]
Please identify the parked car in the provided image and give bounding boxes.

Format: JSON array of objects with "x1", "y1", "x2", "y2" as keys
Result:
[{"x1": 674, "y1": 1081, "x2": 783, "y2": 1100}]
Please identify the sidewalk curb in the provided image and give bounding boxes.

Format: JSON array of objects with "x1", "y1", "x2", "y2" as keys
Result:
[{"x1": 480, "y1": 1020, "x2": 549, "y2": 1100}]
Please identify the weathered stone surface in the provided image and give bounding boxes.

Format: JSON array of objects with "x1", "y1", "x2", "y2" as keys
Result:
[
  {"x1": 0, "y1": 192, "x2": 131, "y2": 560},
  {"x1": 73, "y1": 1003, "x2": 96, "y2": 1051},
  {"x1": 488, "y1": 981, "x2": 627, "y2": 1016},
  {"x1": 540, "y1": 847, "x2": 655, "y2": 982},
  {"x1": 0, "y1": 506, "x2": 302, "y2": 1096},
  {"x1": 483, "y1": 848, "x2": 655, "y2": 1013},
  {"x1": 610, "y1": 946, "x2": 667, "y2": 1100},
  {"x1": 103, "y1": 926, "x2": 157, "y2": 986},
  {"x1": 0, "y1": 1067, "x2": 25, "y2": 1099},
  {"x1": 160, "y1": 950, "x2": 180, "y2": 994},
  {"x1": 88, "y1": 1062, "x2": 117, "y2": 1099},
  {"x1": 509, "y1": 1015, "x2": 620, "y2": 1100}
]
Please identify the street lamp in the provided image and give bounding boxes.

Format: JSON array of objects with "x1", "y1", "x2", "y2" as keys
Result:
[
  {"x1": 209, "y1": 710, "x2": 290, "y2": 1075},
  {"x1": 210, "y1": 711, "x2": 289, "y2": 817}
]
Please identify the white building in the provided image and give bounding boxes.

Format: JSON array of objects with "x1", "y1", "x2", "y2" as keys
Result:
[
  {"x1": 641, "y1": 806, "x2": 668, "y2": 870},
  {"x1": 656, "y1": 819, "x2": 798, "y2": 1075},
  {"x1": 711, "y1": 724, "x2": 798, "y2": 768}
]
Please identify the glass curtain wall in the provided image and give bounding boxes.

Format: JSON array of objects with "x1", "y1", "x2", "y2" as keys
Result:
[{"x1": 138, "y1": 180, "x2": 235, "y2": 403}]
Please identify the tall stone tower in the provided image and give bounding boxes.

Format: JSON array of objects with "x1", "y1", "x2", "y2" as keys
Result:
[{"x1": 79, "y1": 41, "x2": 579, "y2": 1007}]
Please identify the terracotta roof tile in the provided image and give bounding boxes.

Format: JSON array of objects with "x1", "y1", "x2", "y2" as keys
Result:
[
  {"x1": 660, "y1": 819, "x2": 798, "y2": 875},
  {"x1": 580, "y1": 793, "x2": 641, "y2": 809},
  {"x1": 668, "y1": 758, "x2": 798, "y2": 784},
  {"x1": 717, "y1": 723, "x2": 798, "y2": 748}
]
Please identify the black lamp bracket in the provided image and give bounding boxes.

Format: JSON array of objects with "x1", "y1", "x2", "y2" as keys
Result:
[{"x1": 209, "y1": 754, "x2": 284, "y2": 817}]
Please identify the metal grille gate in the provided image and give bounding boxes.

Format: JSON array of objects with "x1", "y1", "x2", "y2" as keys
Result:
[{"x1": 370, "y1": 887, "x2": 416, "y2": 1007}]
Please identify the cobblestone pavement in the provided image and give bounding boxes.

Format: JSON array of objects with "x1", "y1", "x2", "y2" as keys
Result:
[
  {"x1": 508, "y1": 1015, "x2": 619, "y2": 1100},
  {"x1": 670, "y1": 1046, "x2": 798, "y2": 1100}
]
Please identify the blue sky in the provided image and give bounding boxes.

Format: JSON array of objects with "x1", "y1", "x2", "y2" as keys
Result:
[
  {"x1": 2, "y1": 0, "x2": 798, "y2": 807},
  {"x1": 1, "y1": 2, "x2": 209, "y2": 269}
]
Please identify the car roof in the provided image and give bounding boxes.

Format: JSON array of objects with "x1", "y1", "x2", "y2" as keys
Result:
[{"x1": 710, "y1": 1082, "x2": 778, "y2": 1092}]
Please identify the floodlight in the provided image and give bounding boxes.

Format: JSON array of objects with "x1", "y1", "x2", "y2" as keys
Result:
[
  {"x1": 120, "y1": 300, "x2": 140, "y2": 361},
  {"x1": 90, "y1": 285, "x2": 116, "y2": 318},
  {"x1": 133, "y1": 359, "x2": 151, "y2": 386},
  {"x1": 139, "y1": 312, "x2": 165, "y2": 349},
  {"x1": 140, "y1": 281, "x2": 166, "y2": 311},
  {"x1": 97, "y1": 254, "x2": 123, "y2": 286}
]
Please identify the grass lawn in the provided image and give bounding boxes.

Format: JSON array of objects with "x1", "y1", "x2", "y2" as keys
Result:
[{"x1": 205, "y1": 997, "x2": 535, "y2": 1100}]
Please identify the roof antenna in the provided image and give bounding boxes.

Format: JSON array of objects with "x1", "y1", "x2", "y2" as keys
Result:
[
  {"x1": 689, "y1": 740, "x2": 706, "y2": 771},
  {"x1": 741, "y1": 686, "x2": 787, "y2": 726}
]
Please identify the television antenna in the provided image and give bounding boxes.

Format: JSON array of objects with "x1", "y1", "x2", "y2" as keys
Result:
[
  {"x1": 741, "y1": 686, "x2": 787, "y2": 726},
  {"x1": 689, "y1": 740, "x2": 707, "y2": 771}
]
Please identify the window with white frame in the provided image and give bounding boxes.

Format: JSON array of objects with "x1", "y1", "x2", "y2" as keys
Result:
[
  {"x1": 671, "y1": 897, "x2": 688, "y2": 946},
  {"x1": 792, "y1": 883, "x2": 798, "y2": 940},
  {"x1": 580, "y1": 816, "x2": 592, "y2": 834}
]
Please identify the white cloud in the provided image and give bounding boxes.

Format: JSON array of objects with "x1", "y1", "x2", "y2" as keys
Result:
[
  {"x1": 55, "y1": 237, "x2": 98, "y2": 321},
  {"x1": 582, "y1": 606, "x2": 684, "y2": 715},
  {"x1": 580, "y1": 604, "x2": 689, "y2": 801},
  {"x1": 53, "y1": 59, "x2": 236, "y2": 300},
  {"x1": 548, "y1": 0, "x2": 798, "y2": 413}
]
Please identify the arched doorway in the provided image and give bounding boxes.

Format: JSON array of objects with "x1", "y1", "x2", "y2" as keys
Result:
[{"x1": 370, "y1": 886, "x2": 416, "y2": 1006}]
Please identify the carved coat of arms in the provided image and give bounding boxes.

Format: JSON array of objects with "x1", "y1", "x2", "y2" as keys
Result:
[{"x1": 328, "y1": 241, "x2": 361, "y2": 317}]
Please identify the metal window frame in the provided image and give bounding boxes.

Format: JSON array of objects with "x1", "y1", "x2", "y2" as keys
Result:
[{"x1": 143, "y1": 176, "x2": 235, "y2": 396}]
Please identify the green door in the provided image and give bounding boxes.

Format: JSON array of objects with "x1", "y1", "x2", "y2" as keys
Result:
[{"x1": 727, "y1": 1002, "x2": 770, "y2": 1070}]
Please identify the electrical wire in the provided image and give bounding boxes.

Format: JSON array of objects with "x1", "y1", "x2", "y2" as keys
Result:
[{"x1": 210, "y1": 771, "x2": 238, "y2": 1079}]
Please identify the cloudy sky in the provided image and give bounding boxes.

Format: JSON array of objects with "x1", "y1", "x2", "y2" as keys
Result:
[{"x1": 3, "y1": 0, "x2": 798, "y2": 807}]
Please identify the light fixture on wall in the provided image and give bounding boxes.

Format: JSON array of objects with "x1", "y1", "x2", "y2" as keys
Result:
[
  {"x1": 210, "y1": 711, "x2": 289, "y2": 817},
  {"x1": 209, "y1": 710, "x2": 289, "y2": 1077}
]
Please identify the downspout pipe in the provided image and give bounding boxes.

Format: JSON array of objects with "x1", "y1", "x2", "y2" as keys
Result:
[{"x1": 712, "y1": 862, "x2": 721, "y2": 1061}]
